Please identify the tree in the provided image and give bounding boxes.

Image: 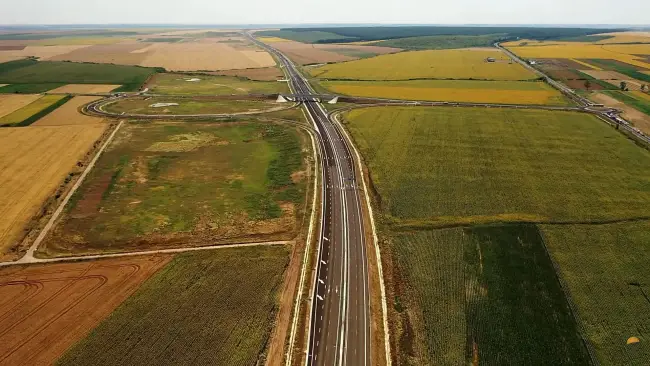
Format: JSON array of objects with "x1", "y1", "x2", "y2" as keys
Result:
[
  {"x1": 584, "y1": 79, "x2": 592, "y2": 90},
  {"x1": 620, "y1": 81, "x2": 628, "y2": 91}
]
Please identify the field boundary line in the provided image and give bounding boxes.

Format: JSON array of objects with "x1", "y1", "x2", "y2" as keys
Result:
[
  {"x1": 0, "y1": 241, "x2": 291, "y2": 268},
  {"x1": 332, "y1": 111, "x2": 392, "y2": 366},
  {"x1": 21, "y1": 120, "x2": 125, "y2": 262},
  {"x1": 284, "y1": 110, "x2": 320, "y2": 366}
]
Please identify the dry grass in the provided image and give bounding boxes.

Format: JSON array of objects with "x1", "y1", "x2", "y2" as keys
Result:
[
  {"x1": 595, "y1": 31, "x2": 650, "y2": 44},
  {"x1": 33, "y1": 96, "x2": 106, "y2": 126},
  {"x1": 310, "y1": 49, "x2": 537, "y2": 80},
  {"x1": 213, "y1": 66, "x2": 284, "y2": 81},
  {"x1": 0, "y1": 124, "x2": 106, "y2": 256},
  {"x1": 270, "y1": 40, "x2": 399, "y2": 65},
  {"x1": 48, "y1": 84, "x2": 121, "y2": 93},
  {"x1": 0, "y1": 94, "x2": 42, "y2": 118}
]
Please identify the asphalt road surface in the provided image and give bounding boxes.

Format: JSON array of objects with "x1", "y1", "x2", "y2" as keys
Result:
[{"x1": 249, "y1": 35, "x2": 371, "y2": 366}]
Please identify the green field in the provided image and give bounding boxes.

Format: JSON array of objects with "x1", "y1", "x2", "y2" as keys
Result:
[
  {"x1": 104, "y1": 97, "x2": 280, "y2": 115},
  {"x1": 256, "y1": 30, "x2": 353, "y2": 43},
  {"x1": 0, "y1": 83, "x2": 65, "y2": 94},
  {"x1": 0, "y1": 59, "x2": 160, "y2": 92},
  {"x1": 344, "y1": 105, "x2": 650, "y2": 365},
  {"x1": 0, "y1": 94, "x2": 70, "y2": 126},
  {"x1": 57, "y1": 245, "x2": 289, "y2": 366},
  {"x1": 541, "y1": 221, "x2": 650, "y2": 365},
  {"x1": 41, "y1": 121, "x2": 307, "y2": 255},
  {"x1": 587, "y1": 59, "x2": 650, "y2": 83},
  {"x1": 344, "y1": 106, "x2": 650, "y2": 226},
  {"x1": 373, "y1": 34, "x2": 505, "y2": 50},
  {"x1": 147, "y1": 73, "x2": 288, "y2": 95},
  {"x1": 393, "y1": 225, "x2": 591, "y2": 365},
  {"x1": 602, "y1": 90, "x2": 650, "y2": 115}
]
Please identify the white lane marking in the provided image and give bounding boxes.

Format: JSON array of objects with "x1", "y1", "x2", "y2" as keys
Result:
[
  {"x1": 321, "y1": 260, "x2": 327, "y2": 265},
  {"x1": 319, "y1": 278, "x2": 325, "y2": 284},
  {"x1": 323, "y1": 236, "x2": 330, "y2": 241},
  {"x1": 317, "y1": 295, "x2": 324, "y2": 301}
]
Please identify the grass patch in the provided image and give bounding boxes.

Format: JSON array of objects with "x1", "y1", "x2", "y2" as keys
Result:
[
  {"x1": 322, "y1": 79, "x2": 569, "y2": 105},
  {"x1": 57, "y1": 245, "x2": 290, "y2": 366},
  {"x1": 373, "y1": 34, "x2": 506, "y2": 50},
  {"x1": 0, "y1": 94, "x2": 69, "y2": 126},
  {"x1": 43, "y1": 122, "x2": 307, "y2": 255},
  {"x1": 344, "y1": 106, "x2": 650, "y2": 226},
  {"x1": 148, "y1": 73, "x2": 288, "y2": 95},
  {"x1": 104, "y1": 96, "x2": 278, "y2": 115},
  {"x1": 0, "y1": 60, "x2": 160, "y2": 92},
  {"x1": 392, "y1": 224, "x2": 591, "y2": 364},
  {"x1": 541, "y1": 221, "x2": 650, "y2": 364},
  {"x1": 0, "y1": 83, "x2": 65, "y2": 94},
  {"x1": 256, "y1": 30, "x2": 353, "y2": 43},
  {"x1": 602, "y1": 90, "x2": 650, "y2": 115}
]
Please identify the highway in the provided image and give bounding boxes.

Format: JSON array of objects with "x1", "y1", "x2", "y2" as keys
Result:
[{"x1": 248, "y1": 35, "x2": 371, "y2": 366}]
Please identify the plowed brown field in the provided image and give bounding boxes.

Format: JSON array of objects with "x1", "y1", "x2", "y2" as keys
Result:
[
  {"x1": 0, "y1": 125, "x2": 107, "y2": 259},
  {"x1": 33, "y1": 96, "x2": 106, "y2": 126},
  {"x1": 0, "y1": 255, "x2": 171, "y2": 366}
]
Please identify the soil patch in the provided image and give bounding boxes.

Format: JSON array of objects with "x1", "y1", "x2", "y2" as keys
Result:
[
  {"x1": 0, "y1": 255, "x2": 171, "y2": 366},
  {"x1": 591, "y1": 92, "x2": 650, "y2": 134}
]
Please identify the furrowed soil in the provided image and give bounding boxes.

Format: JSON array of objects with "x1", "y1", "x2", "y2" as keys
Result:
[
  {"x1": 57, "y1": 246, "x2": 289, "y2": 366},
  {"x1": 41, "y1": 121, "x2": 309, "y2": 256},
  {"x1": 590, "y1": 92, "x2": 650, "y2": 134},
  {"x1": 33, "y1": 96, "x2": 106, "y2": 126},
  {"x1": 0, "y1": 255, "x2": 171, "y2": 366},
  {"x1": 0, "y1": 124, "x2": 107, "y2": 259}
]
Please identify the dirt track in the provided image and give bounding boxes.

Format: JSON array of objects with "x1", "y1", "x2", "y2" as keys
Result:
[{"x1": 0, "y1": 255, "x2": 171, "y2": 365}]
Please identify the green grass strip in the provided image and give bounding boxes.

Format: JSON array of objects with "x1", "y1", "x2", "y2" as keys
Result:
[{"x1": 12, "y1": 95, "x2": 72, "y2": 127}]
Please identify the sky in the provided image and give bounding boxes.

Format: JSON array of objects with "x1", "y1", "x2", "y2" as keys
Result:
[{"x1": 0, "y1": 0, "x2": 648, "y2": 25}]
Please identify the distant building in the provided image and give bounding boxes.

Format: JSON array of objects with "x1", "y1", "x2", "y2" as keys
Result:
[
  {"x1": 529, "y1": 60, "x2": 537, "y2": 65},
  {"x1": 486, "y1": 57, "x2": 496, "y2": 63}
]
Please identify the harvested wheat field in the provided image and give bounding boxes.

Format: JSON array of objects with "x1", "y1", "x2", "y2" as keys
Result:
[
  {"x1": 0, "y1": 255, "x2": 171, "y2": 366},
  {"x1": 0, "y1": 45, "x2": 91, "y2": 61},
  {"x1": 48, "y1": 43, "x2": 151, "y2": 65},
  {"x1": 34, "y1": 96, "x2": 105, "y2": 126},
  {"x1": 0, "y1": 94, "x2": 42, "y2": 118},
  {"x1": 48, "y1": 84, "x2": 120, "y2": 94},
  {"x1": 139, "y1": 42, "x2": 275, "y2": 71},
  {"x1": 0, "y1": 124, "x2": 107, "y2": 259}
]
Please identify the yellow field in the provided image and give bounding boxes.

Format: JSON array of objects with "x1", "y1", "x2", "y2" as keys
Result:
[
  {"x1": 0, "y1": 94, "x2": 42, "y2": 118},
  {"x1": 33, "y1": 37, "x2": 125, "y2": 46},
  {"x1": 257, "y1": 36, "x2": 291, "y2": 43},
  {"x1": 595, "y1": 32, "x2": 650, "y2": 44},
  {"x1": 569, "y1": 58, "x2": 602, "y2": 70},
  {"x1": 504, "y1": 41, "x2": 650, "y2": 70},
  {"x1": 0, "y1": 124, "x2": 107, "y2": 257},
  {"x1": 0, "y1": 95, "x2": 67, "y2": 125},
  {"x1": 632, "y1": 91, "x2": 650, "y2": 102},
  {"x1": 48, "y1": 84, "x2": 121, "y2": 93},
  {"x1": 34, "y1": 96, "x2": 105, "y2": 126},
  {"x1": 309, "y1": 49, "x2": 537, "y2": 80},
  {"x1": 322, "y1": 80, "x2": 569, "y2": 105}
]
